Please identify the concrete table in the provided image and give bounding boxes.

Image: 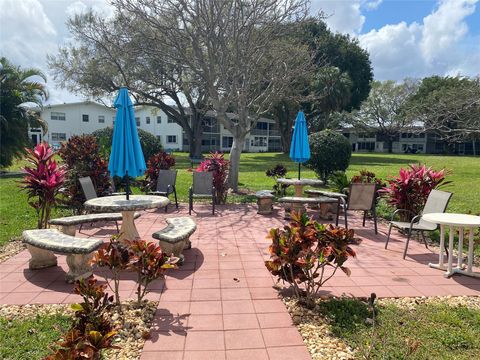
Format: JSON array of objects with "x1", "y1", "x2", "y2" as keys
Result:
[
  {"x1": 276, "y1": 178, "x2": 324, "y2": 197},
  {"x1": 85, "y1": 195, "x2": 169, "y2": 242},
  {"x1": 423, "y1": 213, "x2": 480, "y2": 278}
]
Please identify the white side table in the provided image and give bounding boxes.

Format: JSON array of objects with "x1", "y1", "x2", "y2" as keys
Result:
[{"x1": 422, "y1": 213, "x2": 480, "y2": 278}]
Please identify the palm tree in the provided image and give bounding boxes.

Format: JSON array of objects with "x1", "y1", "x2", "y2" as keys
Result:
[{"x1": 0, "y1": 57, "x2": 48, "y2": 168}]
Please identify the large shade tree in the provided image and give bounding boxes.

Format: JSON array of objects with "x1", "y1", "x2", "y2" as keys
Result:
[
  {"x1": 351, "y1": 80, "x2": 418, "y2": 153},
  {"x1": 0, "y1": 58, "x2": 48, "y2": 168},
  {"x1": 115, "y1": 0, "x2": 312, "y2": 191},
  {"x1": 48, "y1": 11, "x2": 208, "y2": 158}
]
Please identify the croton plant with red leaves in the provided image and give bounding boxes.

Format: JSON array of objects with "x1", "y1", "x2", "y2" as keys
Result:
[
  {"x1": 380, "y1": 164, "x2": 450, "y2": 220},
  {"x1": 196, "y1": 152, "x2": 230, "y2": 204},
  {"x1": 142, "y1": 151, "x2": 176, "y2": 192},
  {"x1": 20, "y1": 142, "x2": 65, "y2": 229},
  {"x1": 265, "y1": 212, "x2": 356, "y2": 306}
]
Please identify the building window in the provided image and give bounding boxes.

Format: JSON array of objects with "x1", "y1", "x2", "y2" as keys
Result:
[
  {"x1": 135, "y1": 117, "x2": 140, "y2": 126},
  {"x1": 82, "y1": 114, "x2": 89, "y2": 122},
  {"x1": 98, "y1": 115, "x2": 105, "y2": 123},
  {"x1": 51, "y1": 112, "x2": 66, "y2": 121},
  {"x1": 156, "y1": 135, "x2": 162, "y2": 141},
  {"x1": 357, "y1": 142, "x2": 375, "y2": 151},
  {"x1": 252, "y1": 136, "x2": 267, "y2": 147},
  {"x1": 51, "y1": 132, "x2": 66, "y2": 141},
  {"x1": 167, "y1": 117, "x2": 175, "y2": 124},
  {"x1": 167, "y1": 135, "x2": 177, "y2": 144},
  {"x1": 222, "y1": 136, "x2": 233, "y2": 148},
  {"x1": 256, "y1": 122, "x2": 268, "y2": 130},
  {"x1": 156, "y1": 116, "x2": 161, "y2": 124},
  {"x1": 146, "y1": 116, "x2": 150, "y2": 124}
]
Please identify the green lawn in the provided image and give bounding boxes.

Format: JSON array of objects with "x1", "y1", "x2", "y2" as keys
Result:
[
  {"x1": 318, "y1": 297, "x2": 480, "y2": 359},
  {"x1": 0, "y1": 313, "x2": 71, "y2": 360},
  {"x1": 1, "y1": 152, "x2": 478, "y2": 247}
]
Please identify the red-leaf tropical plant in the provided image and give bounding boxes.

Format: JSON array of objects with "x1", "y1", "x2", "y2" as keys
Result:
[
  {"x1": 20, "y1": 142, "x2": 65, "y2": 229},
  {"x1": 265, "y1": 212, "x2": 356, "y2": 307},
  {"x1": 126, "y1": 240, "x2": 178, "y2": 307},
  {"x1": 92, "y1": 236, "x2": 134, "y2": 309},
  {"x1": 196, "y1": 152, "x2": 230, "y2": 204},
  {"x1": 379, "y1": 164, "x2": 450, "y2": 221},
  {"x1": 351, "y1": 169, "x2": 385, "y2": 188},
  {"x1": 265, "y1": 164, "x2": 289, "y2": 195},
  {"x1": 45, "y1": 278, "x2": 118, "y2": 359},
  {"x1": 142, "y1": 151, "x2": 176, "y2": 192},
  {"x1": 58, "y1": 135, "x2": 110, "y2": 213}
]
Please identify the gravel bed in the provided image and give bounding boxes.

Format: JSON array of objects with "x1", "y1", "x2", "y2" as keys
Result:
[
  {"x1": 283, "y1": 295, "x2": 480, "y2": 360},
  {"x1": 0, "y1": 239, "x2": 25, "y2": 264},
  {"x1": 0, "y1": 303, "x2": 72, "y2": 320}
]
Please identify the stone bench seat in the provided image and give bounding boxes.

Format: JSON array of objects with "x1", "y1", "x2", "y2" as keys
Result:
[
  {"x1": 49, "y1": 212, "x2": 141, "y2": 235},
  {"x1": 152, "y1": 217, "x2": 197, "y2": 264},
  {"x1": 22, "y1": 229, "x2": 104, "y2": 283},
  {"x1": 278, "y1": 196, "x2": 338, "y2": 204},
  {"x1": 255, "y1": 190, "x2": 274, "y2": 215},
  {"x1": 304, "y1": 189, "x2": 347, "y2": 199}
]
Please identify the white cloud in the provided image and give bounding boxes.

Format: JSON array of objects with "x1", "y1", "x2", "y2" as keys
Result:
[
  {"x1": 363, "y1": 0, "x2": 383, "y2": 10},
  {"x1": 359, "y1": 0, "x2": 479, "y2": 80},
  {"x1": 311, "y1": 0, "x2": 365, "y2": 35}
]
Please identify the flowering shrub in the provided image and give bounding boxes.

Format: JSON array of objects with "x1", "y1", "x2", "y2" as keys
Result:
[
  {"x1": 380, "y1": 164, "x2": 450, "y2": 220},
  {"x1": 126, "y1": 240, "x2": 178, "y2": 307},
  {"x1": 46, "y1": 278, "x2": 117, "y2": 359},
  {"x1": 20, "y1": 142, "x2": 65, "y2": 229},
  {"x1": 58, "y1": 135, "x2": 110, "y2": 213},
  {"x1": 142, "y1": 151, "x2": 176, "y2": 192},
  {"x1": 265, "y1": 212, "x2": 356, "y2": 307},
  {"x1": 351, "y1": 169, "x2": 385, "y2": 188},
  {"x1": 92, "y1": 236, "x2": 133, "y2": 308},
  {"x1": 266, "y1": 164, "x2": 289, "y2": 195},
  {"x1": 196, "y1": 152, "x2": 230, "y2": 204}
]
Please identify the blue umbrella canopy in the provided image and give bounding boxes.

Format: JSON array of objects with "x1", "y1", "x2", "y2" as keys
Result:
[
  {"x1": 108, "y1": 87, "x2": 146, "y2": 198},
  {"x1": 289, "y1": 111, "x2": 311, "y2": 179}
]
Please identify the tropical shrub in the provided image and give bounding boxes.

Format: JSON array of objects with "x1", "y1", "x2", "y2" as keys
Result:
[
  {"x1": 328, "y1": 171, "x2": 350, "y2": 193},
  {"x1": 58, "y1": 135, "x2": 110, "y2": 213},
  {"x1": 380, "y1": 164, "x2": 450, "y2": 220},
  {"x1": 126, "y1": 240, "x2": 178, "y2": 307},
  {"x1": 196, "y1": 152, "x2": 230, "y2": 204},
  {"x1": 142, "y1": 151, "x2": 176, "y2": 192},
  {"x1": 265, "y1": 212, "x2": 356, "y2": 307},
  {"x1": 45, "y1": 278, "x2": 117, "y2": 359},
  {"x1": 20, "y1": 142, "x2": 65, "y2": 229},
  {"x1": 91, "y1": 127, "x2": 162, "y2": 161},
  {"x1": 351, "y1": 169, "x2": 385, "y2": 188},
  {"x1": 266, "y1": 164, "x2": 289, "y2": 195},
  {"x1": 308, "y1": 130, "x2": 352, "y2": 182},
  {"x1": 92, "y1": 237, "x2": 134, "y2": 308}
]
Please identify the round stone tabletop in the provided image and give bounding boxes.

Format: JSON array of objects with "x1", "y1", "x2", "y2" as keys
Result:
[
  {"x1": 422, "y1": 213, "x2": 480, "y2": 227},
  {"x1": 276, "y1": 178, "x2": 324, "y2": 186},
  {"x1": 85, "y1": 195, "x2": 170, "y2": 212}
]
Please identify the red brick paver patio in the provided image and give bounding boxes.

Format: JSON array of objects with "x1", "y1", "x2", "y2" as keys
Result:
[{"x1": 1, "y1": 205, "x2": 479, "y2": 359}]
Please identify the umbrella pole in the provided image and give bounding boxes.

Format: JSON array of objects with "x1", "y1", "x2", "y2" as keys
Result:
[
  {"x1": 126, "y1": 171, "x2": 130, "y2": 200},
  {"x1": 298, "y1": 163, "x2": 301, "y2": 180}
]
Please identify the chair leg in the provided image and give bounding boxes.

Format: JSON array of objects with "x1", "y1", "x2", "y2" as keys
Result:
[
  {"x1": 335, "y1": 199, "x2": 340, "y2": 227},
  {"x1": 362, "y1": 211, "x2": 366, "y2": 227},
  {"x1": 212, "y1": 197, "x2": 215, "y2": 215},
  {"x1": 174, "y1": 189, "x2": 179, "y2": 209},
  {"x1": 373, "y1": 209, "x2": 378, "y2": 235},
  {"x1": 403, "y1": 229, "x2": 412, "y2": 259},
  {"x1": 344, "y1": 210, "x2": 348, "y2": 229},
  {"x1": 79, "y1": 223, "x2": 83, "y2": 232},
  {"x1": 115, "y1": 221, "x2": 119, "y2": 233},
  {"x1": 189, "y1": 197, "x2": 192, "y2": 215},
  {"x1": 421, "y1": 231, "x2": 428, "y2": 248},
  {"x1": 385, "y1": 223, "x2": 393, "y2": 249}
]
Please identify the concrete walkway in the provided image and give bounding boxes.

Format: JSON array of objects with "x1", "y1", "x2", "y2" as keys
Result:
[{"x1": 1, "y1": 205, "x2": 479, "y2": 360}]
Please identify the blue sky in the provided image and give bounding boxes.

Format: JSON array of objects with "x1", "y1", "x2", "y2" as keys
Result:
[{"x1": 1, "y1": 0, "x2": 479, "y2": 104}]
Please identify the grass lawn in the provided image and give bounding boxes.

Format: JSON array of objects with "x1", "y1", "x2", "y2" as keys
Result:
[
  {"x1": 1, "y1": 152, "x2": 478, "y2": 247},
  {"x1": 0, "y1": 313, "x2": 71, "y2": 360},
  {"x1": 319, "y1": 298, "x2": 480, "y2": 359}
]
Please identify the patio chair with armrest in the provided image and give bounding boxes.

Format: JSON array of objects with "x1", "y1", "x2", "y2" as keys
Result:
[
  {"x1": 343, "y1": 183, "x2": 378, "y2": 234},
  {"x1": 148, "y1": 169, "x2": 179, "y2": 212},
  {"x1": 385, "y1": 189, "x2": 452, "y2": 259},
  {"x1": 189, "y1": 171, "x2": 215, "y2": 215}
]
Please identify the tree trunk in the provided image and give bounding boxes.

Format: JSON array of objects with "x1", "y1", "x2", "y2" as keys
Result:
[
  {"x1": 229, "y1": 134, "x2": 246, "y2": 192},
  {"x1": 387, "y1": 139, "x2": 393, "y2": 153},
  {"x1": 185, "y1": 112, "x2": 203, "y2": 159}
]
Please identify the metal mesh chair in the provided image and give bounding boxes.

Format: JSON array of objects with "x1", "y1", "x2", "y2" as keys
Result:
[
  {"x1": 149, "y1": 169, "x2": 179, "y2": 212},
  {"x1": 343, "y1": 183, "x2": 378, "y2": 234},
  {"x1": 79, "y1": 177, "x2": 98, "y2": 201},
  {"x1": 189, "y1": 172, "x2": 215, "y2": 215},
  {"x1": 386, "y1": 189, "x2": 452, "y2": 259}
]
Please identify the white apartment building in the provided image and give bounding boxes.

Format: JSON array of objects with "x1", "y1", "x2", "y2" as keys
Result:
[{"x1": 33, "y1": 101, "x2": 281, "y2": 153}]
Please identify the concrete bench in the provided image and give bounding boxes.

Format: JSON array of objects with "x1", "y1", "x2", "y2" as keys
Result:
[
  {"x1": 278, "y1": 196, "x2": 340, "y2": 221},
  {"x1": 152, "y1": 217, "x2": 197, "y2": 264},
  {"x1": 255, "y1": 190, "x2": 275, "y2": 215},
  {"x1": 22, "y1": 229, "x2": 104, "y2": 283},
  {"x1": 49, "y1": 212, "x2": 141, "y2": 235}
]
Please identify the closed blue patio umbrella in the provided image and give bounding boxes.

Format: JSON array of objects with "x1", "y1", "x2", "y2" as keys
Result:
[
  {"x1": 289, "y1": 111, "x2": 310, "y2": 179},
  {"x1": 108, "y1": 87, "x2": 146, "y2": 200}
]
